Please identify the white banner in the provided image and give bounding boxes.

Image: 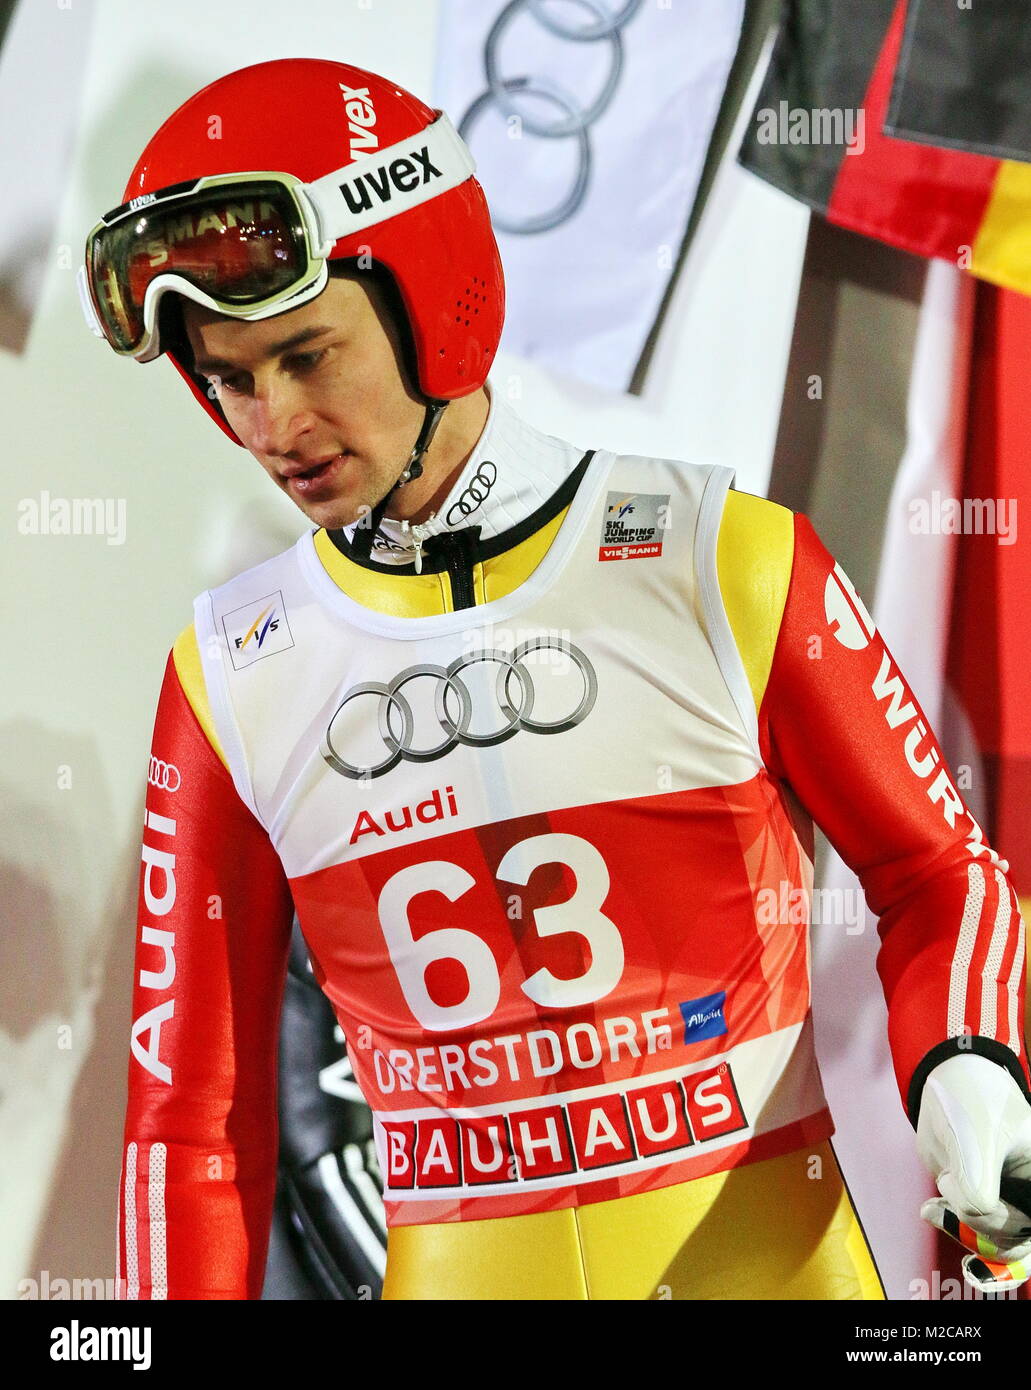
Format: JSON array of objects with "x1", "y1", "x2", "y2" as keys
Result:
[
  {"x1": 434, "y1": 0, "x2": 744, "y2": 392},
  {"x1": 0, "y1": 0, "x2": 95, "y2": 353}
]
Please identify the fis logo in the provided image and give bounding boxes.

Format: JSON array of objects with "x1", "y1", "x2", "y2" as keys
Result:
[
  {"x1": 236, "y1": 604, "x2": 278, "y2": 650},
  {"x1": 678, "y1": 991, "x2": 728, "y2": 1044},
  {"x1": 223, "y1": 590, "x2": 294, "y2": 669},
  {"x1": 340, "y1": 83, "x2": 378, "y2": 160}
]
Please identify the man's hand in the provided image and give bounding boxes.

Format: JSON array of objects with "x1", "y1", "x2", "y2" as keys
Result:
[{"x1": 917, "y1": 1053, "x2": 1031, "y2": 1293}]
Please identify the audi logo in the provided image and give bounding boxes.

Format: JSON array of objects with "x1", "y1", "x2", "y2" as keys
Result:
[
  {"x1": 148, "y1": 757, "x2": 181, "y2": 792},
  {"x1": 445, "y1": 460, "x2": 497, "y2": 526},
  {"x1": 321, "y1": 636, "x2": 598, "y2": 780},
  {"x1": 458, "y1": 0, "x2": 643, "y2": 234}
]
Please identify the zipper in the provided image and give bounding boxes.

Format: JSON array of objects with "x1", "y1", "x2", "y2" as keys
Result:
[{"x1": 424, "y1": 528, "x2": 480, "y2": 610}]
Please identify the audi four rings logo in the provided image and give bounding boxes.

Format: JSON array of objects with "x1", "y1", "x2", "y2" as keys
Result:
[
  {"x1": 445, "y1": 460, "x2": 497, "y2": 525},
  {"x1": 458, "y1": 0, "x2": 643, "y2": 234},
  {"x1": 148, "y1": 757, "x2": 181, "y2": 791},
  {"x1": 322, "y1": 637, "x2": 598, "y2": 780}
]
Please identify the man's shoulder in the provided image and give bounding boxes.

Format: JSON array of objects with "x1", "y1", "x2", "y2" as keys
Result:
[
  {"x1": 715, "y1": 488, "x2": 797, "y2": 715},
  {"x1": 195, "y1": 531, "x2": 309, "y2": 607},
  {"x1": 716, "y1": 486, "x2": 800, "y2": 572},
  {"x1": 168, "y1": 620, "x2": 229, "y2": 768},
  {"x1": 168, "y1": 533, "x2": 308, "y2": 762}
]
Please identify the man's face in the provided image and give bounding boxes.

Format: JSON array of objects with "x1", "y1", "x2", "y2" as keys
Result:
[{"x1": 181, "y1": 272, "x2": 426, "y2": 530}]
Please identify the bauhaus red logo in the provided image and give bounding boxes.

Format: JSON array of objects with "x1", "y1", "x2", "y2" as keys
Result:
[{"x1": 378, "y1": 1062, "x2": 747, "y2": 1193}]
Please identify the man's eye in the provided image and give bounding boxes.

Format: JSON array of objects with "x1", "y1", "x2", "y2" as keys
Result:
[
  {"x1": 207, "y1": 350, "x2": 325, "y2": 396},
  {"x1": 289, "y1": 349, "x2": 326, "y2": 372},
  {"x1": 205, "y1": 372, "x2": 246, "y2": 396}
]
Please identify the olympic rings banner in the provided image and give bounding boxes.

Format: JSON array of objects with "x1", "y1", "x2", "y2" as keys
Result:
[{"x1": 434, "y1": 0, "x2": 744, "y2": 393}]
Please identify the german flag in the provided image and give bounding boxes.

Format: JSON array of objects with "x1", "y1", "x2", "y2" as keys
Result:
[
  {"x1": 950, "y1": 284, "x2": 1031, "y2": 905},
  {"x1": 739, "y1": 0, "x2": 1031, "y2": 296},
  {"x1": 940, "y1": 279, "x2": 1031, "y2": 1299},
  {"x1": 886, "y1": 0, "x2": 1031, "y2": 162}
]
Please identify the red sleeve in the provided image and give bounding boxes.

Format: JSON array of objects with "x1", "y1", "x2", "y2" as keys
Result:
[
  {"x1": 117, "y1": 651, "x2": 295, "y2": 1299},
  {"x1": 758, "y1": 514, "x2": 1030, "y2": 1125}
]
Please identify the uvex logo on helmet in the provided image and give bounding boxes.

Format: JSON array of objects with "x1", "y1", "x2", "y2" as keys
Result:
[
  {"x1": 340, "y1": 83, "x2": 378, "y2": 160},
  {"x1": 338, "y1": 145, "x2": 444, "y2": 217}
]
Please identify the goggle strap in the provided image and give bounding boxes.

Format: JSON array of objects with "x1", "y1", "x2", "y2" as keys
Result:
[{"x1": 304, "y1": 111, "x2": 476, "y2": 247}]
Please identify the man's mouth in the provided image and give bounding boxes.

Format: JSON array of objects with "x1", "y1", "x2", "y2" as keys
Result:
[{"x1": 281, "y1": 453, "x2": 350, "y2": 497}]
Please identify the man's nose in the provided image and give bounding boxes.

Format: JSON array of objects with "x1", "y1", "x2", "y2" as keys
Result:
[{"x1": 248, "y1": 378, "x2": 316, "y2": 458}]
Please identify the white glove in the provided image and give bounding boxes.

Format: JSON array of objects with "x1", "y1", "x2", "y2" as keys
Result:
[{"x1": 916, "y1": 1052, "x2": 1031, "y2": 1292}]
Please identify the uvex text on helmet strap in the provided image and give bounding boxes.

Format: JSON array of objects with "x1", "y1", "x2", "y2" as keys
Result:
[
  {"x1": 350, "y1": 400, "x2": 449, "y2": 562},
  {"x1": 79, "y1": 112, "x2": 476, "y2": 361}
]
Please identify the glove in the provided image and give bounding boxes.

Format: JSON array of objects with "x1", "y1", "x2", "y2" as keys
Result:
[{"x1": 916, "y1": 1052, "x2": 1031, "y2": 1293}]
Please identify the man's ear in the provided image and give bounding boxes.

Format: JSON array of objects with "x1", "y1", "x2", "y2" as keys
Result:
[{"x1": 330, "y1": 259, "x2": 421, "y2": 398}]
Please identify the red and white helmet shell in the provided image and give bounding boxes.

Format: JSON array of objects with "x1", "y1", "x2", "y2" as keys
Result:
[{"x1": 122, "y1": 57, "x2": 505, "y2": 443}]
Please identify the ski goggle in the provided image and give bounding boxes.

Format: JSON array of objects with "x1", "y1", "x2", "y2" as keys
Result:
[{"x1": 78, "y1": 112, "x2": 475, "y2": 362}]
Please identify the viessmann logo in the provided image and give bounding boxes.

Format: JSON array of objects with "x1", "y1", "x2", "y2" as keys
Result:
[{"x1": 222, "y1": 591, "x2": 295, "y2": 670}]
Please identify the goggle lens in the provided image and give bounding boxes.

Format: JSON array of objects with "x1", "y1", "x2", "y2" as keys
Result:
[{"x1": 87, "y1": 182, "x2": 309, "y2": 352}]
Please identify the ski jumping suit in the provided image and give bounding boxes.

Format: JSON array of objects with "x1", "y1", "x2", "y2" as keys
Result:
[{"x1": 118, "y1": 382, "x2": 1029, "y2": 1300}]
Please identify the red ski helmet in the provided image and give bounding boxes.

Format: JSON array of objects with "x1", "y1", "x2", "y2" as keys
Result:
[{"x1": 108, "y1": 57, "x2": 504, "y2": 445}]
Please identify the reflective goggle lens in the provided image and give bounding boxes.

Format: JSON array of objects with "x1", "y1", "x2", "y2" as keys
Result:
[{"x1": 87, "y1": 181, "x2": 309, "y2": 353}]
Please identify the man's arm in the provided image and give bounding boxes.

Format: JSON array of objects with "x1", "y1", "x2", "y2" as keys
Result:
[
  {"x1": 720, "y1": 497, "x2": 1030, "y2": 1121},
  {"x1": 118, "y1": 635, "x2": 295, "y2": 1299}
]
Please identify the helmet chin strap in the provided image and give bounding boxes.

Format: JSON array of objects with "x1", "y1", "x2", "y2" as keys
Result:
[{"x1": 350, "y1": 399, "x2": 449, "y2": 561}]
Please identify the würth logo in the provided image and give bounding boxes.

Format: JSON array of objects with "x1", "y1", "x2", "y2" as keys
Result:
[{"x1": 338, "y1": 145, "x2": 443, "y2": 216}]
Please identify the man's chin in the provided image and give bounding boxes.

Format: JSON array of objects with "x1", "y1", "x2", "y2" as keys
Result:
[
  {"x1": 279, "y1": 475, "x2": 358, "y2": 528},
  {"x1": 286, "y1": 485, "x2": 377, "y2": 533}
]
